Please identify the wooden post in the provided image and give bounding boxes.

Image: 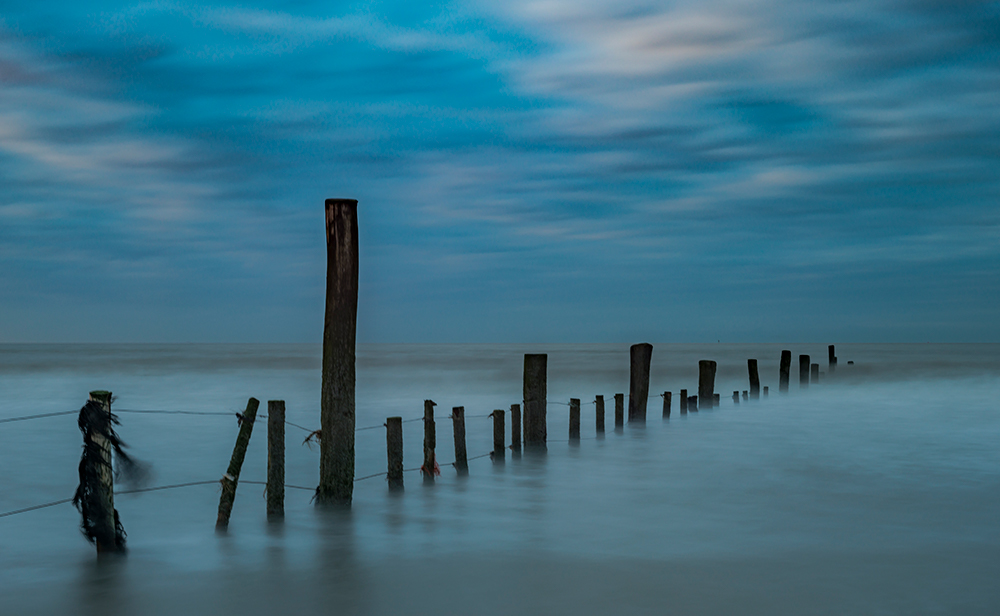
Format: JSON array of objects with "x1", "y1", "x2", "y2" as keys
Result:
[
  {"x1": 748, "y1": 359, "x2": 760, "y2": 399},
  {"x1": 267, "y1": 400, "x2": 285, "y2": 522},
  {"x1": 523, "y1": 354, "x2": 547, "y2": 446},
  {"x1": 318, "y1": 198, "x2": 358, "y2": 507},
  {"x1": 779, "y1": 350, "x2": 791, "y2": 393},
  {"x1": 628, "y1": 343, "x2": 653, "y2": 422},
  {"x1": 569, "y1": 398, "x2": 580, "y2": 440},
  {"x1": 595, "y1": 395, "x2": 605, "y2": 433},
  {"x1": 698, "y1": 360, "x2": 717, "y2": 408},
  {"x1": 386, "y1": 416, "x2": 403, "y2": 491},
  {"x1": 82, "y1": 390, "x2": 122, "y2": 553},
  {"x1": 662, "y1": 392, "x2": 671, "y2": 418},
  {"x1": 614, "y1": 393, "x2": 624, "y2": 428},
  {"x1": 742, "y1": 391, "x2": 748, "y2": 401},
  {"x1": 422, "y1": 400, "x2": 436, "y2": 483},
  {"x1": 829, "y1": 345, "x2": 837, "y2": 374},
  {"x1": 733, "y1": 391, "x2": 740, "y2": 405},
  {"x1": 811, "y1": 363, "x2": 819, "y2": 383},
  {"x1": 763, "y1": 386, "x2": 769, "y2": 397},
  {"x1": 799, "y1": 355, "x2": 810, "y2": 388},
  {"x1": 492, "y1": 409, "x2": 505, "y2": 460},
  {"x1": 510, "y1": 404, "x2": 521, "y2": 451},
  {"x1": 714, "y1": 393, "x2": 720, "y2": 406},
  {"x1": 452, "y1": 406, "x2": 468, "y2": 476},
  {"x1": 679, "y1": 389, "x2": 688, "y2": 413},
  {"x1": 217, "y1": 397, "x2": 259, "y2": 531},
  {"x1": 688, "y1": 395, "x2": 698, "y2": 411}
]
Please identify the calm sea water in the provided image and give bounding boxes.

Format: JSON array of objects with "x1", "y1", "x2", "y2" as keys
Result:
[{"x1": 1, "y1": 343, "x2": 998, "y2": 615}]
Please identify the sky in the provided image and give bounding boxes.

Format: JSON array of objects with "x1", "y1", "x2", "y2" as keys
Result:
[{"x1": 1, "y1": 0, "x2": 998, "y2": 343}]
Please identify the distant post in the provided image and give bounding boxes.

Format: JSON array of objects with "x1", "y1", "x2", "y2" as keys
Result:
[
  {"x1": 614, "y1": 393, "x2": 624, "y2": 428},
  {"x1": 799, "y1": 355, "x2": 810, "y2": 389},
  {"x1": 763, "y1": 386, "x2": 769, "y2": 397},
  {"x1": 628, "y1": 343, "x2": 653, "y2": 422},
  {"x1": 266, "y1": 400, "x2": 285, "y2": 522},
  {"x1": 510, "y1": 404, "x2": 521, "y2": 451},
  {"x1": 811, "y1": 363, "x2": 820, "y2": 384},
  {"x1": 829, "y1": 345, "x2": 837, "y2": 374},
  {"x1": 318, "y1": 198, "x2": 358, "y2": 507},
  {"x1": 386, "y1": 417, "x2": 403, "y2": 490},
  {"x1": 662, "y1": 392, "x2": 671, "y2": 418},
  {"x1": 748, "y1": 359, "x2": 760, "y2": 400},
  {"x1": 492, "y1": 409, "x2": 505, "y2": 460},
  {"x1": 688, "y1": 395, "x2": 698, "y2": 411},
  {"x1": 733, "y1": 391, "x2": 740, "y2": 405},
  {"x1": 779, "y1": 351, "x2": 791, "y2": 393},
  {"x1": 452, "y1": 406, "x2": 468, "y2": 476},
  {"x1": 217, "y1": 397, "x2": 259, "y2": 530},
  {"x1": 595, "y1": 395, "x2": 605, "y2": 433},
  {"x1": 698, "y1": 361, "x2": 717, "y2": 408},
  {"x1": 422, "y1": 400, "x2": 436, "y2": 483},
  {"x1": 679, "y1": 389, "x2": 688, "y2": 413},
  {"x1": 569, "y1": 398, "x2": 581, "y2": 440},
  {"x1": 523, "y1": 354, "x2": 547, "y2": 446}
]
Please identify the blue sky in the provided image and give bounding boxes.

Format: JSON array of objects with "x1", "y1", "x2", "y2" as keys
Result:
[{"x1": 1, "y1": 0, "x2": 998, "y2": 342}]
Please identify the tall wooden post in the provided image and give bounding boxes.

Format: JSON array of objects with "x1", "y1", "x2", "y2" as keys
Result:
[
  {"x1": 82, "y1": 390, "x2": 122, "y2": 553},
  {"x1": 779, "y1": 350, "x2": 791, "y2": 393},
  {"x1": 386, "y1": 416, "x2": 403, "y2": 491},
  {"x1": 698, "y1": 360, "x2": 717, "y2": 408},
  {"x1": 523, "y1": 354, "x2": 547, "y2": 445},
  {"x1": 422, "y1": 400, "x2": 436, "y2": 483},
  {"x1": 679, "y1": 389, "x2": 688, "y2": 413},
  {"x1": 318, "y1": 198, "x2": 358, "y2": 507},
  {"x1": 829, "y1": 345, "x2": 837, "y2": 374},
  {"x1": 217, "y1": 397, "x2": 259, "y2": 531},
  {"x1": 510, "y1": 404, "x2": 521, "y2": 451},
  {"x1": 452, "y1": 406, "x2": 468, "y2": 476},
  {"x1": 492, "y1": 409, "x2": 505, "y2": 460},
  {"x1": 569, "y1": 398, "x2": 580, "y2": 440},
  {"x1": 614, "y1": 393, "x2": 624, "y2": 428},
  {"x1": 595, "y1": 395, "x2": 605, "y2": 433},
  {"x1": 266, "y1": 400, "x2": 285, "y2": 522},
  {"x1": 748, "y1": 359, "x2": 760, "y2": 400},
  {"x1": 799, "y1": 355, "x2": 810, "y2": 389},
  {"x1": 628, "y1": 343, "x2": 653, "y2": 422},
  {"x1": 662, "y1": 392, "x2": 671, "y2": 418}
]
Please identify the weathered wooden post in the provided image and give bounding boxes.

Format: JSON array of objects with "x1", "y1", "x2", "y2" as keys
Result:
[
  {"x1": 452, "y1": 406, "x2": 468, "y2": 476},
  {"x1": 799, "y1": 355, "x2": 810, "y2": 389},
  {"x1": 688, "y1": 395, "x2": 698, "y2": 411},
  {"x1": 629, "y1": 343, "x2": 653, "y2": 422},
  {"x1": 267, "y1": 400, "x2": 285, "y2": 522},
  {"x1": 510, "y1": 404, "x2": 521, "y2": 451},
  {"x1": 614, "y1": 393, "x2": 624, "y2": 428},
  {"x1": 523, "y1": 354, "x2": 547, "y2": 446},
  {"x1": 569, "y1": 398, "x2": 581, "y2": 440},
  {"x1": 217, "y1": 397, "x2": 260, "y2": 531},
  {"x1": 595, "y1": 395, "x2": 605, "y2": 433},
  {"x1": 318, "y1": 198, "x2": 358, "y2": 507},
  {"x1": 698, "y1": 360, "x2": 717, "y2": 408},
  {"x1": 829, "y1": 345, "x2": 837, "y2": 374},
  {"x1": 74, "y1": 390, "x2": 125, "y2": 554},
  {"x1": 779, "y1": 350, "x2": 791, "y2": 393},
  {"x1": 422, "y1": 400, "x2": 437, "y2": 483},
  {"x1": 492, "y1": 409, "x2": 505, "y2": 460},
  {"x1": 763, "y1": 386, "x2": 769, "y2": 397},
  {"x1": 679, "y1": 389, "x2": 688, "y2": 413},
  {"x1": 811, "y1": 363, "x2": 820, "y2": 383},
  {"x1": 662, "y1": 392, "x2": 671, "y2": 418},
  {"x1": 733, "y1": 391, "x2": 740, "y2": 405},
  {"x1": 386, "y1": 416, "x2": 403, "y2": 491},
  {"x1": 748, "y1": 359, "x2": 760, "y2": 400}
]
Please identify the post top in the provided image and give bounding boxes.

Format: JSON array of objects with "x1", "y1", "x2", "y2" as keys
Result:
[
  {"x1": 89, "y1": 390, "x2": 112, "y2": 403},
  {"x1": 325, "y1": 198, "x2": 358, "y2": 206}
]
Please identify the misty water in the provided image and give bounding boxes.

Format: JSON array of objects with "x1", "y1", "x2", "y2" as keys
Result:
[{"x1": 1, "y1": 343, "x2": 998, "y2": 615}]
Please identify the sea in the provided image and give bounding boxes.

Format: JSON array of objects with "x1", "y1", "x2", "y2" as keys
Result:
[{"x1": 1, "y1": 343, "x2": 998, "y2": 615}]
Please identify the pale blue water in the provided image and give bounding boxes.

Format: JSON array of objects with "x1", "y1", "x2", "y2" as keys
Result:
[{"x1": 1, "y1": 343, "x2": 998, "y2": 614}]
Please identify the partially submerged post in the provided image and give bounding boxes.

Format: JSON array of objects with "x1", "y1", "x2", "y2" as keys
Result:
[
  {"x1": 829, "y1": 345, "x2": 837, "y2": 374},
  {"x1": 318, "y1": 198, "x2": 359, "y2": 507},
  {"x1": 742, "y1": 391, "x2": 748, "y2": 401},
  {"x1": 595, "y1": 395, "x2": 605, "y2": 433},
  {"x1": 386, "y1": 417, "x2": 403, "y2": 491},
  {"x1": 217, "y1": 397, "x2": 260, "y2": 531},
  {"x1": 614, "y1": 393, "x2": 624, "y2": 428},
  {"x1": 698, "y1": 361, "x2": 717, "y2": 408},
  {"x1": 799, "y1": 355, "x2": 810, "y2": 388},
  {"x1": 679, "y1": 389, "x2": 688, "y2": 414},
  {"x1": 569, "y1": 398, "x2": 581, "y2": 440},
  {"x1": 763, "y1": 386, "x2": 769, "y2": 397},
  {"x1": 779, "y1": 350, "x2": 791, "y2": 393},
  {"x1": 492, "y1": 409, "x2": 505, "y2": 460},
  {"x1": 662, "y1": 392, "x2": 671, "y2": 418},
  {"x1": 422, "y1": 400, "x2": 437, "y2": 483},
  {"x1": 267, "y1": 400, "x2": 285, "y2": 522},
  {"x1": 510, "y1": 404, "x2": 522, "y2": 451},
  {"x1": 688, "y1": 395, "x2": 698, "y2": 411},
  {"x1": 452, "y1": 406, "x2": 468, "y2": 476},
  {"x1": 523, "y1": 354, "x2": 547, "y2": 446},
  {"x1": 628, "y1": 343, "x2": 653, "y2": 422},
  {"x1": 714, "y1": 393, "x2": 720, "y2": 406},
  {"x1": 74, "y1": 390, "x2": 126, "y2": 554},
  {"x1": 811, "y1": 363, "x2": 820, "y2": 383},
  {"x1": 733, "y1": 391, "x2": 740, "y2": 405},
  {"x1": 748, "y1": 359, "x2": 760, "y2": 400}
]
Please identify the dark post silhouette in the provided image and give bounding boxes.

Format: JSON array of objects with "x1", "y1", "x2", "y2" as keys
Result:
[
  {"x1": 733, "y1": 391, "x2": 740, "y2": 405},
  {"x1": 318, "y1": 198, "x2": 358, "y2": 507},
  {"x1": 688, "y1": 395, "x2": 698, "y2": 411},
  {"x1": 451, "y1": 406, "x2": 468, "y2": 476},
  {"x1": 779, "y1": 350, "x2": 792, "y2": 393},
  {"x1": 386, "y1": 416, "x2": 403, "y2": 491},
  {"x1": 79, "y1": 390, "x2": 123, "y2": 553},
  {"x1": 679, "y1": 389, "x2": 688, "y2": 413},
  {"x1": 569, "y1": 398, "x2": 581, "y2": 440},
  {"x1": 217, "y1": 397, "x2": 259, "y2": 530},
  {"x1": 595, "y1": 395, "x2": 605, "y2": 433},
  {"x1": 763, "y1": 386, "x2": 769, "y2": 397},
  {"x1": 799, "y1": 355, "x2": 810, "y2": 388},
  {"x1": 523, "y1": 354, "x2": 547, "y2": 445},
  {"x1": 829, "y1": 345, "x2": 837, "y2": 374},
  {"x1": 742, "y1": 391, "x2": 748, "y2": 401},
  {"x1": 748, "y1": 359, "x2": 760, "y2": 400},
  {"x1": 811, "y1": 363, "x2": 820, "y2": 383},
  {"x1": 422, "y1": 400, "x2": 436, "y2": 483},
  {"x1": 698, "y1": 360, "x2": 717, "y2": 408},
  {"x1": 614, "y1": 393, "x2": 624, "y2": 428},
  {"x1": 714, "y1": 393, "x2": 720, "y2": 407},
  {"x1": 629, "y1": 343, "x2": 653, "y2": 422},
  {"x1": 510, "y1": 404, "x2": 521, "y2": 451},
  {"x1": 267, "y1": 400, "x2": 285, "y2": 522},
  {"x1": 492, "y1": 409, "x2": 505, "y2": 460},
  {"x1": 662, "y1": 392, "x2": 671, "y2": 418}
]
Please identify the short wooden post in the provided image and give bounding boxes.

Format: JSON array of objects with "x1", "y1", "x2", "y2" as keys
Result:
[
  {"x1": 733, "y1": 391, "x2": 740, "y2": 405},
  {"x1": 510, "y1": 404, "x2": 521, "y2": 451},
  {"x1": 828, "y1": 345, "x2": 837, "y2": 374},
  {"x1": 492, "y1": 409, "x2": 505, "y2": 460},
  {"x1": 714, "y1": 393, "x2": 720, "y2": 406},
  {"x1": 386, "y1": 417, "x2": 403, "y2": 490},
  {"x1": 523, "y1": 354, "x2": 547, "y2": 445},
  {"x1": 742, "y1": 391, "x2": 748, "y2": 401},
  {"x1": 679, "y1": 389, "x2": 688, "y2": 413},
  {"x1": 595, "y1": 395, "x2": 605, "y2": 433},
  {"x1": 569, "y1": 398, "x2": 580, "y2": 440},
  {"x1": 422, "y1": 400, "x2": 436, "y2": 483},
  {"x1": 452, "y1": 406, "x2": 468, "y2": 476},
  {"x1": 629, "y1": 343, "x2": 653, "y2": 422},
  {"x1": 79, "y1": 390, "x2": 123, "y2": 553},
  {"x1": 266, "y1": 400, "x2": 285, "y2": 522},
  {"x1": 799, "y1": 355, "x2": 810, "y2": 389},
  {"x1": 217, "y1": 397, "x2": 260, "y2": 531},
  {"x1": 662, "y1": 392, "x2": 671, "y2": 418},
  {"x1": 779, "y1": 350, "x2": 791, "y2": 392},
  {"x1": 811, "y1": 363, "x2": 819, "y2": 383},
  {"x1": 748, "y1": 359, "x2": 760, "y2": 399},
  {"x1": 688, "y1": 395, "x2": 698, "y2": 411},
  {"x1": 763, "y1": 386, "x2": 769, "y2": 397},
  {"x1": 318, "y1": 198, "x2": 358, "y2": 507},
  {"x1": 614, "y1": 393, "x2": 624, "y2": 428},
  {"x1": 698, "y1": 360, "x2": 717, "y2": 408}
]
